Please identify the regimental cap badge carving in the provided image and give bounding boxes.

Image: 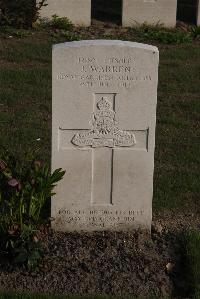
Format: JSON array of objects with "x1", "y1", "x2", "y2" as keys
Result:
[
  {"x1": 72, "y1": 97, "x2": 136, "y2": 148},
  {"x1": 97, "y1": 97, "x2": 112, "y2": 110}
]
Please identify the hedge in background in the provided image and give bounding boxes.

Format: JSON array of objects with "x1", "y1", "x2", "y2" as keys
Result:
[{"x1": 0, "y1": 0, "x2": 47, "y2": 28}]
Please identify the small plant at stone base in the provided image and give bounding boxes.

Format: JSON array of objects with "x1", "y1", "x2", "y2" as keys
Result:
[
  {"x1": 37, "y1": 14, "x2": 74, "y2": 38},
  {"x1": 50, "y1": 14, "x2": 73, "y2": 31},
  {"x1": 152, "y1": 30, "x2": 192, "y2": 44},
  {"x1": 6, "y1": 224, "x2": 43, "y2": 268},
  {"x1": 190, "y1": 26, "x2": 200, "y2": 39},
  {"x1": 129, "y1": 23, "x2": 192, "y2": 44},
  {"x1": 50, "y1": 30, "x2": 81, "y2": 43},
  {"x1": 0, "y1": 148, "x2": 65, "y2": 267}
]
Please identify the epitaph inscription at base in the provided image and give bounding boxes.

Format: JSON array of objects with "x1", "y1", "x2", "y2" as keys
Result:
[{"x1": 52, "y1": 40, "x2": 159, "y2": 231}]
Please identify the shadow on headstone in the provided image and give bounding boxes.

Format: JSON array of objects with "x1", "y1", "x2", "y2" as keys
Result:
[
  {"x1": 91, "y1": 0, "x2": 122, "y2": 24},
  {"x1": 177, "y1": 0, "x2": 198, "y2": 24}
]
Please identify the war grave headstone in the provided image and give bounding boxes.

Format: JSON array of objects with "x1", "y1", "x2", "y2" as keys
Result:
[
  {"x1": 39, "y1": 0, "x2": 91, "y2": 26},
  {"x1": 122, "y1": 0, "x2": 177, "y2": 27},
  {"x1": 52, "y1": 40, "x2": 159, "y2": 232}
]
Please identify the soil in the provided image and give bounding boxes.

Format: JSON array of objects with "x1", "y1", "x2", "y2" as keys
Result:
[{"x1": 0, "y1": 210, "x2": 200, "y2": 298}]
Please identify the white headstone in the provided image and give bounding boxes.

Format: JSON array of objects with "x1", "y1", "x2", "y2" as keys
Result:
[
  {"x1": 52, "y1": 40, "x2": 159, "y2": 232},
  {"x1": 197, "y1": 0, "x2": 200, "y2": 26},
  {"x1": 122, "y1": 0, "x2": 177, "y2": 27},
  {"x1": 39, "y1": 0, "x2": 91, "y2": 26}
]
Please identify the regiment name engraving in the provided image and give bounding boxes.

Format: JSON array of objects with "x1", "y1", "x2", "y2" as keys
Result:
[{"x1": 57, "y1": 56, "x2": 152, "y2": 89}]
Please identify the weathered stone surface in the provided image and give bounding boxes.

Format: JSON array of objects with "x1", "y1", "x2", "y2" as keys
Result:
[
  {"x1": 40, "y1": 0, "x2": 91, "y2": 26},
  {"x1": 122, "y1": 0, "x2": 177, "y2": 27},
  {"x1": 52, "y1": 40, "x2": 159, "y2": 231}
]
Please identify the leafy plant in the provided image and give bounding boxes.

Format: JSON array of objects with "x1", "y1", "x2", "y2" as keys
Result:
[
  {"x1": 50, "y1": 30, "x2": 81, "y2": 42},
  {"x1": 0, "y1": 148, "x2": 65, "y2": 267},
  {"x1": 6, "y1": 224, "x2": 43, "y2": 268},
  {"x1": 190, "y1": 26, "x2": 200, "y2": 39},
  {"x1": 50, "y1": 14, "x2": 73, "y2": 31},
  {"x1": 129, "y1": 23, "x2": 192, "y2": 44},
  {"x1": 152, "y1": 30, "x2": 191, "y2": 44},
  {"x1": 0, "y1": 0, "x2": 48, "y2": 28},
  {"x1": 0, "y1": 149, "x2": 65, "y2": 230}
]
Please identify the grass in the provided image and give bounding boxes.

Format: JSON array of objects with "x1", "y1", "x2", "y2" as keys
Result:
[
  {"x1": 127, "y1": 24, "x2": 193, "y2": 44},
  {"x1": 0, "y1": 26, "x2": 199, "y2": 212},
  {"x1": 154, "y1": 43, "x2": 200, "y2": 210},
  {"x1": 0, "y1": 38, "x2": 52, "y2": 160}
]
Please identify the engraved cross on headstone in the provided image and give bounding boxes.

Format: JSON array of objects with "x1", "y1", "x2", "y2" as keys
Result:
[{"x1": 59, "y1": 93, "x2": 147, "y2": 206}]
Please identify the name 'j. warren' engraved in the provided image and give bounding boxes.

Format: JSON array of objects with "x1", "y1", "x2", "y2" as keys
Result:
[{"x1": 72, "y1": 97, "x2": 136, "y2": 148}]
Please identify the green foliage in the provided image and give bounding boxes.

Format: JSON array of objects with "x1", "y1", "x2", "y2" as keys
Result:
[
  {"x1": 0, "y1": 26, "x2": 32, "y2": 38},
  {"x1": 0, "y1": 148, "x2": 65, "y2": 231},
  {"x1": 35, "y1": 14, "x2": 76, "y2": 42},
  {"x1": 58, "y1": 30, "x2": 81, "y2": 41},
  {"x1": 190, "y1": 26, "x2": 200, "y2": 39},
  {"x1": 50, "y1": 14, "x2": 73, "y2": 31},
  {"x1": 185, "y1": 230, "x2": 200, "y2": 298},
  {"x1": 0, "y1": 0, "x2": 47, "y2": 28},
  {"x1": 50, "y1": 30, "x2": 81, "y2": 43},
  {"x1": 36, "y1": 15, "x2": 79, "y2": 42},
  {"x1": 6, "y1": 224, "x2": 43, "y2": 268},
  {"x1": 150, "y1": 29, "x2": 192, "y2": 44},
  {"x1": 36, "y1": 14, "x2": 73, "y2": 31},
  {"x1": 129, "y1": 23, "x2": 192, "y2": 44},
  {"x1": 0, "y1": 148, "x2": 65, "y2": 267}
]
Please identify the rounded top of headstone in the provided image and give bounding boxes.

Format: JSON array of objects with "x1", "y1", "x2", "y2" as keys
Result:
[{"x1": 53, "y1": 40, "x2": 159, "y2": 53}]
